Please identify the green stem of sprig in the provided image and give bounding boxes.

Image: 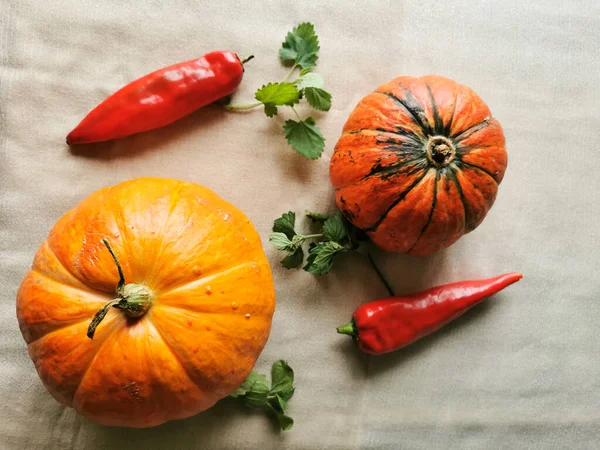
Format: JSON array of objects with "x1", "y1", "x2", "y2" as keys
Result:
[
  {"x1": 300, "y1": 233, "x2": 323, "y2": 240},
  {"x1": 290, "y1": 106, "x2": 301, "y2": 120},
  {"x1": 282, "y1": 64, "x2": 298, "y2": 82},
  {"x1": 223, "y1": 101, "x2": 262, "y2": 111},
  {"x1": 225, "y1": 63, "x2": 299, "y2": 111}
]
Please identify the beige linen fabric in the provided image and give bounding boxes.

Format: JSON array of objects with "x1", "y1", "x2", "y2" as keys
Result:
[{"x1": 1, "y1": 0, "x2": 599, "y2": 448}]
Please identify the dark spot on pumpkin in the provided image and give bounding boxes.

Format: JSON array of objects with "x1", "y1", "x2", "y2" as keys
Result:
[
  {"x1": 193, "y1": 347, "x2": 199, "y2": 354},
  {"x1": 187, "y1": 320, "x2": 193, "y2": 327},
  {"x1": 122, "y1": 382, "x2": 142, "y2": 402},
  {"x1": 341, "y1": 207, "x2": 355, "y2": 221}
]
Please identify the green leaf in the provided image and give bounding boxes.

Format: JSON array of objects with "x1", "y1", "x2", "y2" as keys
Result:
[
  {"x1": 242, "y1": 374, "x2": 271, "y2": 408},
  {"x1": 280, "y1": 22, "x2": 320, "y2": 69},
  {"x1": 304, "y1": 241, "x2": 345, "y2": 275},
  {"x1": 275, "y1": 394, "x2": 288, "y2": 411},
  {"x1": 270, "y1": 360, "x2": 294, "y2": 396},
  {"x1": 280, "y1": 386, "x2": 295, "y2": 401},
  {"x1": 280, "y1": 247, "x2": 304, "y2": 269},
  {"x1": 255, "y1": 82, "x2": 300, "y2": 117},
  {"x1": 230, "y1": 361, "x2": 296, "y2": 431},
  {"x1": 299, "y1": 67, "x2": 312, "y2": 76},
  {"x1": 304, "y1": 87, "x2": 332, "y2": 112},
  {"x1": 297, "y1": 72, "x2": 325, "y2": 90},
  {"x1": 229, "y1": 371, "x2": 260, "y2": 398},
  {"x1": 263, "y1": 103, "x2": 278, "y2": 118},
  {"x1": 322, "y1": 214, "x2": 347, "y2": 242},
  {"x1": 305, "y1": 211, "x2": 330, "y2": 222},
  {"x1": 269, "y1": 232, "x2": 294, "y2": 251},
  {"x1": 273, "y1": 211, "x2": 296, "y2": 239},
  {"x1": 267, "y1": 402, "x2": 294, "y2": 430},
  {"x1": 283, "y1": 117, "x2": 325, "y2": 160}
]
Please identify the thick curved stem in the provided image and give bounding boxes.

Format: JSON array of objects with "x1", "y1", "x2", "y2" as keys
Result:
[
  {"x1": 101, "y1": 238, "x2": 125, "y2": 293},
  {"x1": 87, "y1": 298, "x2": 120, "y2": 339},
  {"x1": 87, "y1": 238, "x2": 153, "y2": 339}
]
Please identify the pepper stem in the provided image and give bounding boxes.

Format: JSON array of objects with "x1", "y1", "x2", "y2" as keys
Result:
[
  {"x1": 336, "y1": 322, "x2": 357, "y2": 339},
  {"x1": 240, "y1": 55, "x2": 255, "y2": 65}
]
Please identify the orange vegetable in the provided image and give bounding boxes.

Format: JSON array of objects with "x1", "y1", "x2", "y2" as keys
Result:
[
  {"x1": 330, "y1": 75, "x2": 507, "y2": 255},
  {"x1": 16, "y1": 178, "x2": 275, "y2": 428}
]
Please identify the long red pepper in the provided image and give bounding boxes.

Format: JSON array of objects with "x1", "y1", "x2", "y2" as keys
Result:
[
  {"x1": 67, "y1": 50, "x2": 247, "y2": 144},
  {"x1": 337, "y1": 272, "x2": 522, "y2": 355}
]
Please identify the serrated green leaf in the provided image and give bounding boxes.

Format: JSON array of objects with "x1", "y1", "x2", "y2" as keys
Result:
[
  {"x1": 280, "y1": 22, "x2": 320, "y2": 69},
  {"x1": 255, "y1": 82, "x2": 300, "y2": 118},
  {"x1": 283, "y1": 117, "x2": 325, "y2": 160},
  {"x1": 273, "y1": 211, "x2": 296, "y2": 239},
  {"x1": 304, "y1": 87, "x2": 332, "y2": 112},
  {"x1": 280, "y1": 247, "x2": 304, "y2": 269},
  {"x1": 263, "y1": 103, "x2": 278, "y2": 118},
  {"x1": 322, "y1": 214, "x2": 347, "y2": 242},
  {"x1": 304, "y1": 241, "x2": 346, "y2": 275},
  {"x1": 270, "y1": 360, "x2": 294, "y2": 396},
  {"x1": 297, "y1": 72, "x2": 325, "y2": 90},
  {"x1": 269, "y1": 232, "x2": 293, "y2": 251}
]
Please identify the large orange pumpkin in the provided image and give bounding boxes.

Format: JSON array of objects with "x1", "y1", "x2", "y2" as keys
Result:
[
  {"x1": 16, "y1": 178, "x2": 275, "y2": 428},
  {"x1": 330, "y1": 75, "x2": 507, "y2": 255}
]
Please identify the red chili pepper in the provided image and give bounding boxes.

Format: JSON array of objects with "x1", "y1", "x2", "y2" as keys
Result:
[
  {"x1": 337, "y1": 272, "x2": 522, "y2": 355},
  {"x1": 67, "y1": 51, "x2": 248, "y2": 145}
]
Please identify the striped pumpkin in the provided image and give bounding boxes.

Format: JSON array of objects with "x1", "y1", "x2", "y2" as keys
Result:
[{"x1": 329, "y1": 75, "x2": 507, "y2": 256}]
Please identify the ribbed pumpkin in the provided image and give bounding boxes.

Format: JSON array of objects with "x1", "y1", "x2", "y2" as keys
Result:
[
  {"x1": 330, "y1": 75, "x2": 507, "y2": 255},
  {"x1": 16, "y1": 178, "x2": 275, "y2": 428}
]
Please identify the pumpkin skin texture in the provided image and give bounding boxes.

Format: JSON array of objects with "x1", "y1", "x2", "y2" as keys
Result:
[
  {"x1": 16, "y1": 178, "x2": 275, "y2": 428},
  {"x1": 330, "y1": 75, "x2": 507, "y2": 256}
]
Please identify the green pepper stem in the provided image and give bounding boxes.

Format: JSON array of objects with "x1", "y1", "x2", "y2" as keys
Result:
[
  {"x1": 240, "y1": 55, "x2": 255, "y2": 65},
  {"x1": 336, "y1": 322, "x2": 357, "y2": 338}
]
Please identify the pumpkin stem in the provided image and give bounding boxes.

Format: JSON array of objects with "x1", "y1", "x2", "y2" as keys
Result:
[
  {"x1": 87, "y1": 239, "x2": 154, "y2": 339},
  {"x1": 101, "y1": 238, "x2": 125, "y2": 294},
  {"x1": 87, "y1": 298, "x2": 121, "y2": 339},
  {"x1": 426, "y1": 136, "x2": 456, "y2": 167}
]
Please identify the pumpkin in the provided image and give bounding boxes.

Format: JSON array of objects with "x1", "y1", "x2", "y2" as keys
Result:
[
  {"x1": 329, "y1": 75, "x2": 507, "y2": 255},
  {"x1": 16, "y1": 178, "x2": 275, "y2": 428}
]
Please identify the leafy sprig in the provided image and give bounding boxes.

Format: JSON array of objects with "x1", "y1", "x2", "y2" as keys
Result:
[
  {"x1": 230, "y1": 360, "x2": 295, "y2": 430},
  {"x1": 225, "y1": 23, "x2": 332, "y2": 160},
  {"x1": 269, "y1": 211, "x2": 358, "y2": 274}
]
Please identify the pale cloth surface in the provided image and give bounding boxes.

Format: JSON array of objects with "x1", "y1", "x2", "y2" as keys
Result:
[{"x1": 1, "y1": 1, "x2": 599, "y2": 448}]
